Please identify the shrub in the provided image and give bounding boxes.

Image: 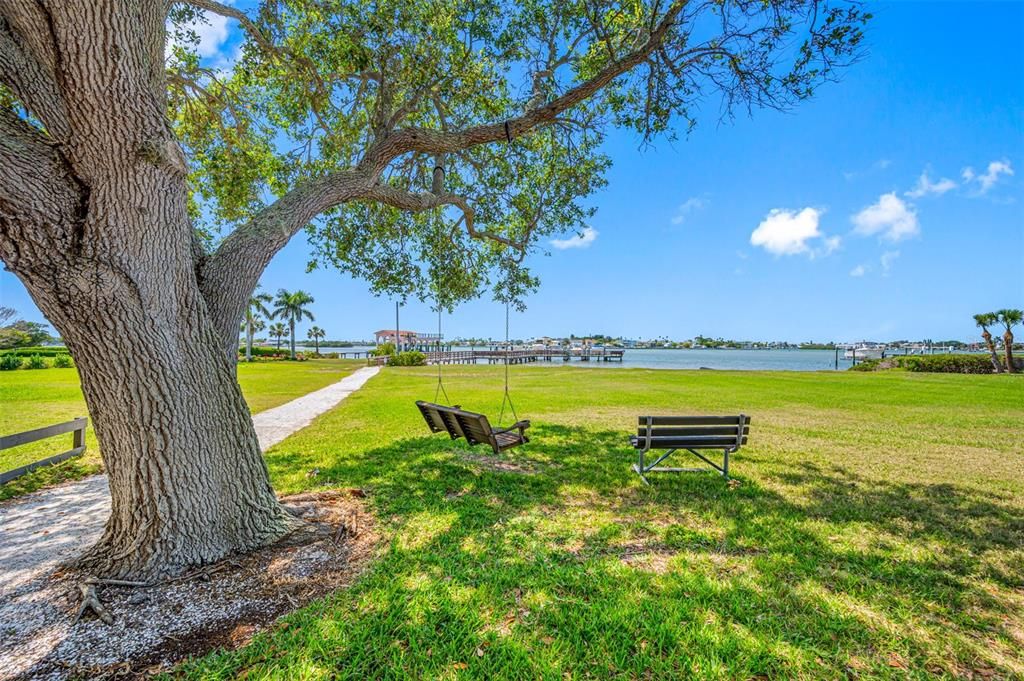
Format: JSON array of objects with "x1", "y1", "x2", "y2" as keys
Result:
[
  {"x1": 388, "y1": 351, "x2": 426, "y2": 366},
  {"x1": 0, "y1": 346, "x2": 68, "y2": 358},
  {"x1": 238, "y1": 345, "x2": 287, "y2": 358},
  {"x1": 371, "y1": 342, "x2": 396, "y2": 357},
  {"x1": 0, "y1": 353, "x2": 22, "y2": 370},
  {"x1": 895, "y1": 354, "x2": 1002, "y2": 374},
  {"x1": 53, "y1": 353, "x2": 73, "y2": 368},
  {"x1": 848, "y1": 353, "x2": 1010, "y2": 374},
  {"x1": 25, "y1": 354, "x2": 47, "y2": 369},
  {"x1": 848, "y1": 358, "x2": 882, "y2": 372}
]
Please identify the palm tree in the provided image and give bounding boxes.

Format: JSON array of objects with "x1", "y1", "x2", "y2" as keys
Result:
[
  {"x1": 974, "y1": 313, "x2": 1003, "y2": 373},
  {"x1": 244, "y1": 288, "x2": 273, "y2": 362},
  {"x1": 996, "y1": 309, "x2": 1022, "y2": 374},
  {"x1": 272, "y1": 289, "x2": 315, "y2": 359},
  {"x1": 269, "y1": 322, "x2": 287, "y2": 351},
  {"x1": 307, "y1": 325, "x2": 326, "y2": 355}
]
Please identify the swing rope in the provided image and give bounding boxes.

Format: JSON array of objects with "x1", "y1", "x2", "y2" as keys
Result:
[
  {"x1": 433, "y1": 302, "x2": 450, "y2": 404},
  {"x1": 497, "y1": 300, "x2": 519, "y2": 425},
  {"x1": 430, "y1": 183, "x2": 451, "y2": 405}
]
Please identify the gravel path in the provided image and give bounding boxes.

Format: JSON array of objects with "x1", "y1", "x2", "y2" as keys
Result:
[{"x1": 0, "y1": 366, "x2": 380, "y2": 680}]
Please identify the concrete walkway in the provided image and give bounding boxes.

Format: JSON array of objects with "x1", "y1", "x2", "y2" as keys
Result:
[
  {"x1": 253, "y1": 365, "x2": 379, "y2": 450},
  {"x1": 0, "y1": 366, "x2": 380, "y2": 599}
]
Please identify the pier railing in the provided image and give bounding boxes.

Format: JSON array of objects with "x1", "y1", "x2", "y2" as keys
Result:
[{"x1": 367, "y1": 348, "x2": 626, "y2": 367}]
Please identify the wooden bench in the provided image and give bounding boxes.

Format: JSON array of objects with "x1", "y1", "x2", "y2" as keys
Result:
[
  {"x1": 416, "y1": 401, "x2": 530, "y2": 455},
  {"x1": 629, "y1": 415, "x2": 749, "y2": 484}
]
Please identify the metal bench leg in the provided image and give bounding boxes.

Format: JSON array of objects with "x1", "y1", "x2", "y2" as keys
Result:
[{"x1": 723, "y1": 448, "x2": 729, "y2": 480}]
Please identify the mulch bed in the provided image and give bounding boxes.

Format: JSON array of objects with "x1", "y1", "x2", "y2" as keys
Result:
[{"x1": 3, "y1": 490, "x2": 379, "y2": 681}]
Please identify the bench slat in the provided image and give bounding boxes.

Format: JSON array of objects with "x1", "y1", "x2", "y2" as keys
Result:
[
  {"x1": 631, "y1": 435, "x2": 748, "y2": 448},
  {"x1": 637, "y1": 415, "x2": 750, "y2": 426},
  {"x1": 637, "y1": 426, "x2": 749, "y2": 437}
]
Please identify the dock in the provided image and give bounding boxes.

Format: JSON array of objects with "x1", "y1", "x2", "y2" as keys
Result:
[{"x1": 366, "y1": 347, "x2": 626, "y2": 367}]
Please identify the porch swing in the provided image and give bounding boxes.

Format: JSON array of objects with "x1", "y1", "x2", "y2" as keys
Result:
[{"x1": 415, "y1": 298, "x2": 531, "y2": 455}]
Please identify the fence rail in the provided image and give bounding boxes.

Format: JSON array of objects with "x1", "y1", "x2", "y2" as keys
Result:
[{"x1": 0, "y1": 417, "x2": 88, "y2": 485}]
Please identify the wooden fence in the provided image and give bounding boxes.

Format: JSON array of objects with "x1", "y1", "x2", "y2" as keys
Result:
[{"x1": 0, "y1": 417, "x2": 88, "y2": 484}]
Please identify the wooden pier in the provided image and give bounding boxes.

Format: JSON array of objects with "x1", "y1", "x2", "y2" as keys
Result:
[{"x1": 366, "y1": 348, "x2": 626, "y2": 367}]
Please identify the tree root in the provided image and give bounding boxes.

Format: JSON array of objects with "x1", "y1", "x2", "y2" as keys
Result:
[
  {"x1": 74, "y1": 582, "x2": 114, "y2": 625},
  {"x1": 72, "y1": 577, "x2": 151, "y2": 625}
]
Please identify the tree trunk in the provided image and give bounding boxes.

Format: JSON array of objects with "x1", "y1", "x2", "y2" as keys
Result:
[
  {"x1": 314, "y1": 337, "x2": 319, "y2": 354},
  {"x1": 982, "y1": 331, "x2": 1003, "y2": 373},
  {"x1": 289, "y1": 319, "x2": 296, "y2": 359},
  {"x1": 0, "y1": 0, "x2": 293, "y2": 575},
  {"x1": 245, "y1": 313, "x2": 254, "y2": 362},
  {"x1": 1004, "y1": 331, "x2": 1016, "y2": 374},
  {"x1": 71, "y1": 321, "x2": 295, "y2": 578}
]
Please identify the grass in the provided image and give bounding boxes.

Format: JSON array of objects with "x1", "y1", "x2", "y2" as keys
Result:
[
  {"x1": 164, "y1": 365, "x2": 1024, "y2": 680},
  {"x1": 0, "y1": 359, "x2": 362, "y2": 500}
]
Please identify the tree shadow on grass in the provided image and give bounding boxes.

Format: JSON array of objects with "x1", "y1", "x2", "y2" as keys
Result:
[{"x1": 195, "y1": 423, "x2": 1024, "y2": 679}]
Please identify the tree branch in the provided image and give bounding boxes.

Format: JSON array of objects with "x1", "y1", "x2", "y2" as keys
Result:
[
  {"x1": 199, "y1": 169, "x2": 372, "y2": 354},
  {"x1": 359, "y1": 184, "x2": 525, "y2": 252},
  {"x1": 0, "y1": 14, "x2": 70, "y2": 141},
  {"x1": 179, "y1": 0, "x2": 276, "y2": 54},
  {"x1": 361, "y1": 1, "x2": 685, "y2": 170},
  {"x1": 0, "y1": 106, "x2": 84, "y2": 273}
]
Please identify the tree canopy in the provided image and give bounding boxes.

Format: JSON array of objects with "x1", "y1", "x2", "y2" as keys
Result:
[{"x1": 165, "y1": 0, "x2": 868, "y2": 309}]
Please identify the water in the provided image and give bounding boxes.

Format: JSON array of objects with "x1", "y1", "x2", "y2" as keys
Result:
[
  {"x1": 317, "y1": 345, "x2": 978, "y2": 371},
  {"x1": 561, "y1": 348, "x2": 850, "y2": 371}
]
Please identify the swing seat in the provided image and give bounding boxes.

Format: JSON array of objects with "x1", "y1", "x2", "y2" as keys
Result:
[{"x1": 416, "y1": 401, "x2": 529, "y2": 455}]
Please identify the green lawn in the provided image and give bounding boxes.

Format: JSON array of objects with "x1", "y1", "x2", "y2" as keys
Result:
[
  {"x1": 0, "y1": 359, "x2": 362, "y2": 500},
  {"x1": 170, "y1": 365, "x2": 1024, "y2": 680}
]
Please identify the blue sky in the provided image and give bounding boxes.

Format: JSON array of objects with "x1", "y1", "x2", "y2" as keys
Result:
[{"x1": 2, "y1": 1, "x2": 1021, "y2": 343}]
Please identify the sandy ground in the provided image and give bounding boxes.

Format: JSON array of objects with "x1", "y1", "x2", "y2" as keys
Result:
[{"x1": 0, "y1": 366, "x2": 380, "y2": 680}]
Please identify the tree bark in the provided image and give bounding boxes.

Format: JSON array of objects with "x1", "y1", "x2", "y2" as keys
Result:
[
  {"x1": 245, "y1": 312, "x2": 254, "y2": 362},
  {"x1": 982, "y1": 330, "x2": 1003, "y2": 373},
  {"x1": 1003, "y1": 331, "x2": 1016, "y2": 374}
]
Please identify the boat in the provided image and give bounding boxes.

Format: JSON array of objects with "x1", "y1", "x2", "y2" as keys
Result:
[{"x1": 843, "y1": 345, "x2": 885, "y2": 360}]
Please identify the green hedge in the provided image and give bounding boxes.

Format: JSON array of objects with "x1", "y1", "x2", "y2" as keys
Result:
[
  {"x1": 849, "y1": 353, "x2": 1015, "y2": 374},
  {"x1": 238, "y1": 345, "x2": 289, "y2": 358},
  {"x1": 0, "y1": 346, "x2": 68, "y2": 357},
  {"x1": 895, "y1": 354, "x2": 1005, "y2": 374}
]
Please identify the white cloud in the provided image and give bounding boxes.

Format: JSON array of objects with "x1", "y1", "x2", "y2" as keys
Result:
[
  {"x1": 750, "y1": 207, "x2": 834, "y2": 256},
  {"x1": 905, "y1": 171, "x2": 957, "y2": 198},
  {"x1": 961, "y1": 159, "x2": 1013, "y2": 194},
  {"x1": 551, "y1": 226, "x2": 598, "y2": 250},
  {"x1": 880, "y1": 250, "x2": 900, "y2": 274},
  {"x1": 851, "y1": 193, "x2": 919, "y2": 242},
  {"x1": 167, "y1": 9, "x2": 234, "y2": 60},
  {"x1": 670, "y1": 197, "x2": 707, "y2": 225},
  {"x1": 849, "y1": 264, "x2": 867, "y2": 277},
  {"x1": 194, "y1": 13, "x2": 231, "y2": 57}
]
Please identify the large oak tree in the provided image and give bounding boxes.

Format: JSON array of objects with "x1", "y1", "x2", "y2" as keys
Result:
[{"x1": 0, "y1": 0, "x2": 867, "y2": 578}]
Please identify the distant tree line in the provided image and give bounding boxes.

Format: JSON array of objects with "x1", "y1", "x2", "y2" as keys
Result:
[{"x1": 0, "y1": 307, "x2": 55, "y2": 349}]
